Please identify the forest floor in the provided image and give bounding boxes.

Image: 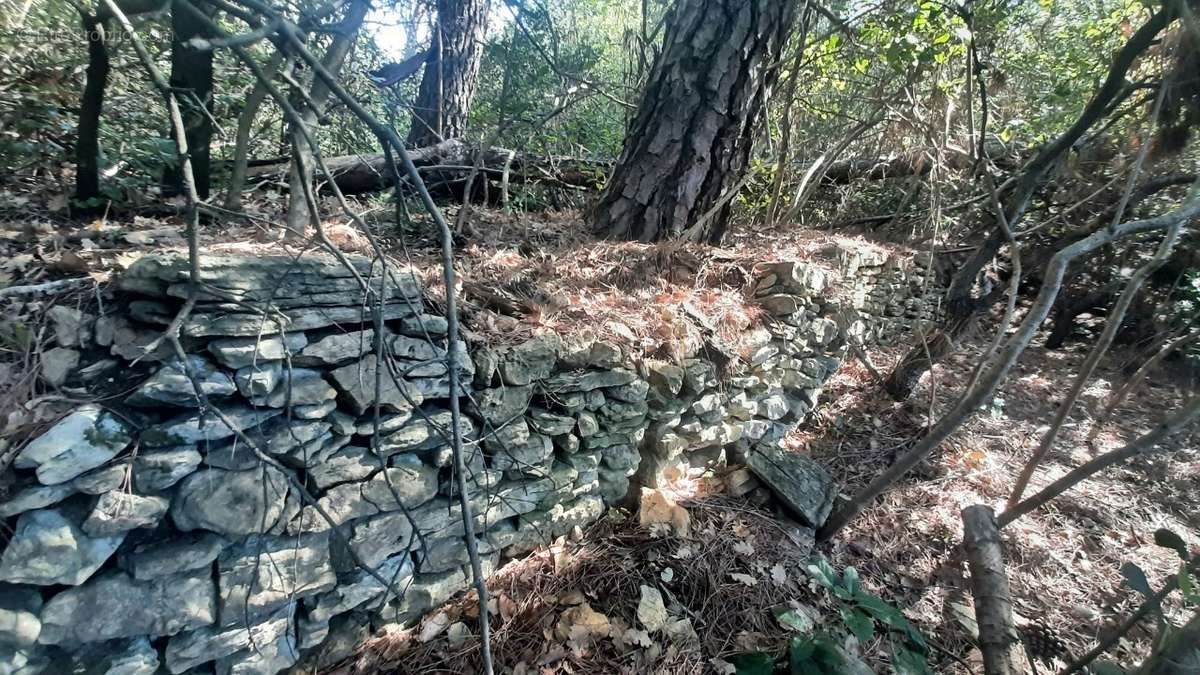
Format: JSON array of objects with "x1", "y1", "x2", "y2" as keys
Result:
[{"x1": 1, "y1": 201, "x2": 1197, "y2": 673}]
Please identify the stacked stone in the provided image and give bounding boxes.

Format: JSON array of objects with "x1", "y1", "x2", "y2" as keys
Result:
[
  {"x1": 467, "y1": 335, "x2": 647, "y2": 557},
  {"x1": 0, "y1": 248, "x2": 937, "y2": 673},
  {"x1": 839, "y1": 244, "x2": 943, "y2": 344}
]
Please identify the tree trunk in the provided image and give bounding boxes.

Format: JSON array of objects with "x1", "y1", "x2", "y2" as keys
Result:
[
  {"x1": 283, "y1": 0, "x2": 370, "y2": 239},
  {"x1": 223, "y1": 51, "x2": 286, "y2": 211},
  {"x1": 245, "y1": 139, "x2": 610, "y2": 194},
  {"x1": 75, "y1": 12, "x2": 110, "y2": 208},
  {"x1": 406, "y1": 0, "x2": 490, "y2": 148},
  {"x1": 164, "y1": 0, "x2": 214, "y2": 199},
  {"x1": 592, "y1": 0, "x2": 801, "y2": 244}
]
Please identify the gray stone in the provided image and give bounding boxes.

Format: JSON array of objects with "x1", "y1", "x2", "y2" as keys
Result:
[
  {"x1": 47, "y1": 305, "x2": 90, "y2": 348},
  {"x1": 691, "y1": 393, "x2": 722, "y2": 416},
  {"x1": 134, "y1": 448, "x2": 202, "y2": 491},
  {"x1": 745, "y1": 446, "x2": 836, "y2": 528},
  {"x1": 308, "y1": 446, "x2": 379, "y2": 490},
  {"x1": 171, "y1": 467, "x2": 290, "y2": 537},
  {"x1": 106, "y1": 316, "x2": 173, "y2": 362},
  {"x1": 234, "y1": 361, "x2": 281, "y2": 398},
  {"x1": 809, "y1": 318, "x2": 839, "y2": 346},
  {"x1": 128, "y1": 356, "x2": 235, "y2": 407},
  {"x1": 0, "y1": 587, "x2": 42, "y2": 648},
  {"x1": 218, "y1": 534, "x2": 335, "y2": 624},
  {"x1": 96, "y1": 637, "x2": 160, "y2": 675},
  {"x1": 760, "y1": 294, "x2": 800, "y2": 316},
  {"x1": 392, "y1": 569, "x2": 468, "y2": 619},
  {"x1": 295, "y1": 329, "x2": 377, "y2": 367},
  {"x1": 376, "y1": 409, "x2": 471, "y2": 455},
  {"x1": 40, "y1": 347, "x2": 79, "y2": 387},
  {"x1": 481, "y1": 418, "x2": 531, "y2": 454},
  {"x1": 553, "y1": 433, "x2": 580, "y2": 453},
  {"x1": 293, "y1": 400, "x2": 337, "y2": 420},
  {"x1": 585, "y1": 389, "x2": 607, "y2": 410},
  {"x1": 527, "y1": 408, "x2": 575, "y2": 436},
  {"x1": 606, "y1": 379, "x2": 649, "y2": 403},
  {"x1": 215, "y1": 621, "x2": 299, "y2": 675},
  {"x1": 488, "y1": 432, "x2": 552, "y2": 472},
  {"x1": 15, "y1": 406, "x2": 133, "y2": 485},
  {"x1": 0, "y1": 484, "x2": 76, "y2": 519},
  {"x1": 389, "y1": 334, "x2": 440, "y2": 361},
  {"x1": 125, "y1": 532, "x2": 228, "y2": 580},
  {"x1": 329, "y1": 355, "x2": 424, "y2": 415},
  {"x1": 329, "y1": 411, "x2": 357, "y2": 436},
  {"x1": 0, "y1": 508, "x2": 124, "y2": 586},
  {"x1": 180, "y1": 304, "x2": 415, "y2": 338},
  {"x1": 586, "y1": 341, "x2": 623, "y2": 368},
  {"x1": 352, "y1": 410, "x2": 413, "y2": 436},
  {"x1": 308, "y1": 555, "x2": 412, "y2": 625},
  {"x1": 414, "y1": 535, "x2": 493, "y2": 574},
  {"x1": 601, "y1": 444, "x2": 640, "y2": 472},
  {"x1": 576, "y1": 411, "x2": 600, "y2": 437},
  {"x1": 499, "y1": 336, "x2": 559, "y2": 385},
  {"x1": 295, "y1": 455, "x2": 437, "y2": 532},
  {"x1": 646, "y1": 362, "x2": 684, "y2": 397},
  {"x1": 207, "y1": 334, "x2": 308, "y2": 370},
  {"x1": 760, "y1": 393, "x2": 789, "y2": 420},
  {"x1": 504, "y1": 494, "x2": 605, "y2": 556},
  {"x1": 337, "y1": 511, "x2": 414, "y2": 572},
  {"x1": 398, "y1": 314, "x2": 448, "y2": 338},
  {"x1": 38, "y1": 570, "x2": 216, "y2": 644},
  {"x1": 468, "y1": 385, "x2": 533, "y2": 426},
  {"x1": 542, "y1": 369, "x2": 637, "y2": 393},
  {"x1": 255, "y1": 368, "x2": 336, "y2": 408},
  {"x1": 72, "y1": 462, "x2": 130, "y2": 495},
  {"x1": 142, "y1": 406, "x2": 281, "y2": 448},
  {"x1": 83, "y1": 492, "x2": 169, "y2": 537},
  {"x1": 165, "y1": 604, "x2": 293, "y2": 674},
  {"x1": 257, "y1": 419, "x2": 331, "y2": 456}
]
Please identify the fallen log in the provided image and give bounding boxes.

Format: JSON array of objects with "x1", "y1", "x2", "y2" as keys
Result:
[
  {"x1": 244, "y1": 139, "x2": 613, "y2": 195},
  {"x1": 962, "y1": 504, "x2": 1029, "y2": 675}
]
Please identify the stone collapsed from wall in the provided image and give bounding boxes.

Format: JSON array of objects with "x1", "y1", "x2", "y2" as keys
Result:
[{"x1": 0, "y1": 243, "x2": 941, "y2": 674}]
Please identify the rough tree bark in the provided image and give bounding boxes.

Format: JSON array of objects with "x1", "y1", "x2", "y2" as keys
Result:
[
  {"x1": 283, "y1": 0, "x2": 370, "y2": 239},
  {"x1": 406, "y1": 0, "x2": 490, "y2": 148},
  {"x1": 962, "y1": 505, "x2": 1027, "y2": 675},
  {"x1": 164, "y1": 0, "x2": 215, "y2": 199},
  {"x1": 75, "y1": 12, "x2": 110, "y2": 206},
  {"x1": 591, "y1": 0, "x2": 801, "y2": 244}
]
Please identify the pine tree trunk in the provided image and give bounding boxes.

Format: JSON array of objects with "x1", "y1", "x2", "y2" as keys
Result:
[
  {"x1": 592, "y1": 0, "x2": 801, "y2": 244},
  {"x1": 165, "y1": 0, "x2": 214, "y2": 199},
  {"x1": 406, "y1": 0, "x2": 489, "y2": 148},
  {"x1": 75, "y1": 13, "x2": 109, "y2": 207}
]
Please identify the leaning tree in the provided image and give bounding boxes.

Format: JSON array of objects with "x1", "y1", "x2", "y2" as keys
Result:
[
  {"x1": 406, "y1": 0, "x2": 491, "y2": 147},
  {"x1": 591, "y1": 0, "x2": 801, "y2": 244}
]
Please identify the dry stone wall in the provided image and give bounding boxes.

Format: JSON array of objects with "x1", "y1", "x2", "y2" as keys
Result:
[{"x1": 0, "y1": 245, "x2": 941, "y2": 674}]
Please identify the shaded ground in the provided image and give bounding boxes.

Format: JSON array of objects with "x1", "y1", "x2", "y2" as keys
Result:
[{"x1": 804, "y1": 326, "x2": 1200, "y2": 672}]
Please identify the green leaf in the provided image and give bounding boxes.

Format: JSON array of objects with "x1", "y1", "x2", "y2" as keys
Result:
[
  {"x1": 843, "y1": 566, "x2": 861, "y2": 597},
  {"x1": 857, "y1": 593, "x2": 908, "y2": 630},
  {"x1": 1154, "y1": 529, "x2": 1190, "y2": 560},
  {"x1": 732, "y1": 651, "x2": 775, "y2": 675},
  {"x1": 841, "y1": 607, "x2": 875, "y2": 644},
  {"x1": 807, "y1": 558, "x2": 840, "y2": 591},
  {"x1": 1178, "y1": 562, "x2": 1196, "y2": 601},
  {"x1": 775, "y1": 607, "x2": 815, "y2": 633},
  {"x1": 790, "y1": 634, "x2": 846, "y2": 675},
  {"x1": 893, "y1": 643, "x2": 931, "y2": 675},
  {"x1": 1121, "y1": 562, "x2": 1154, "y2": 600}
]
